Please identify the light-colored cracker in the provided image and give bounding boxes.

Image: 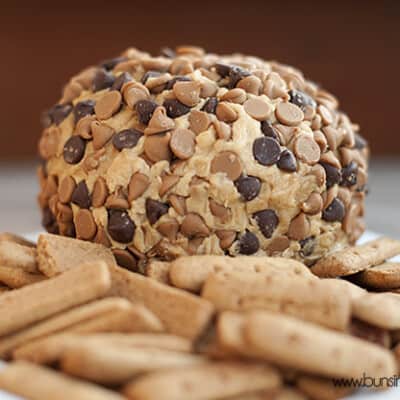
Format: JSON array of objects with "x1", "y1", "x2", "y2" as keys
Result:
[
  {"x1": 61, "y1": 342, "x2": 206, "y2": 385},
  {"x1": 0, "y1": 284, "x2": 10, "y2": 293},
  {"x1": 0, "y1": 261, "x2": 111, "y2": 337},
  {"x1": 123, "y1": 361, "x2": 281, "y2": 400},
  {"x1": 353, "y1": 262, "x2": 400, "y2": 290},
  {"x1": 311, "y1": 237, "x2": 400, "y2": 278},
  {"x1": 0, "y1": 361, "x2": 124, "y2": 400},
  {"x1": 109, "y1": 265, "x2": 214, "y2": 340},
  {"x1": 296, "y1": 375, "x2": 354, "y2": 400},
  {"x1": 202, "y1": 270, "x2": 351, "y2": 330},
  {"x1": 349, "y1": 318, "x2": 391, "y2": 348},
  {"x1": 170, "y1": 255, "x2": 313, "y2": 293},
  {"x1": 146, "y1": 260, "x2": 171, "y2": 284},
  {"x1": 0, "y1": 266, "x2": 44, "y2": 288},
  {"x1": 273, "y1": 388, "x2": 308, "y2": 400},
  {"x1": 0, "y1": 240, "x2": 38, "y2": 272},
  {"x1": 37, "y1": 233, "x2": 116, "y2": 277},
  {"x1": 0, "y1": 232, "x2": 35, "y2": 247}
]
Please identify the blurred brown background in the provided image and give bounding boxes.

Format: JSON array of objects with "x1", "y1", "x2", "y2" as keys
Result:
[{"x1": 1, "y1": 0, "x2": 400, "y2": 159}]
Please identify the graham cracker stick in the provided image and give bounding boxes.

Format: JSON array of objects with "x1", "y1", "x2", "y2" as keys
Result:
[
  {"x1": 0, "y1": 240, "x2": 38, "y2": 272},
  {"x1": 146, "y1": 260, "x2": 171, "y2": 284},
  {"x1": 0, "y1": 266, "x2": 44, "y2": 289},
  {"x1": 0, "y1": 232, "x2": 35, "y2": 247}
]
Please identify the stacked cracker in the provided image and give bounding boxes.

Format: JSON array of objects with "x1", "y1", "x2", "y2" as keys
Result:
[{"x1": 0, "y1": 233, "x2": 400, "y2": 400}]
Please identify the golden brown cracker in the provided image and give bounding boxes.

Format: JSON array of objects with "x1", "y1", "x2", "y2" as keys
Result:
[
  {"x1": 0, "y1": 240, "x2": 38, "y2": 272},
  {"x1": 145, "y1": 260, "x2": 171, "y2": 284},
  {"x1": 0, "y1": 266, "x2": 44, "y2": 289},
  {"x1": 353, "y1": 262, "x2": 400, "y2": 290}
]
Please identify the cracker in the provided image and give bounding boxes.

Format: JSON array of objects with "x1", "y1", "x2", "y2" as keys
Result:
[
  {"x1": 0, "y1": 232, "x2": 35, "y2": 247},
  {"x1": 0, "y1": 266, "x2": 45, "y2": 289},
  {"x1": 202, "y1": 270, "x2": 351, "y2": 330},
  {"x1": 37, "y1": 233, "x2": 116, "y2": 277},
  {"x1": 349, "y1": 318, "x2": 391, "y2": 348},
  {"x1": 273, "y1": 388, "x2": 308, "y2": 400},
  {"x1": 109, "y1": 265, "x2": 214, "y2": 340},
  {"x1": 0, "y1": 360, "x2": 124, "y2": 400},
  {"x1": 0, "y1": 240, "x2": 38, "y2": 272},
  {"x1": 146, "y1": 260, "x2": 171, "y2": 284},
  {"x1": 0, "y1": 261, "x2": 111, "y2": 337},
  {"x1": 170, "y1": 255, "x2": 313, "y2": 293},
  {"x1": 311, "y1": 237, "x2": 400, "y2": 278},
  {"x1": 0, "y1": 284, "x2": 10, "y2": 293},
  {"x1": 353, "y1": 262, "x2": 400, "y2": 290},
  {"x1": 296, "y1": 376, "x2": 354, "y2": 400},
  {"x1": 123, "y1": 361, "x2": 281, "y2": 400}
]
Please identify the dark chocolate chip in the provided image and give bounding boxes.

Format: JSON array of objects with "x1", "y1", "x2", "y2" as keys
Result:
[
  {"x1": 354, "y1": 133, "x2": 368, "y2": 150},
  {"x1": 113, "y1": 249, "x2": 138, "y2": 272},
  {"x1": 135, "y1": 100, "x2": 158, "y2": 125},
  {"x1": 320, "y1": 162, "x2": 342, "y2": 189},
  {"x1": 253, "y1": 209, "x2": 279, "y2": 239},
  {"x1": 201, "y1": 97, "x2": 218, "y2": 114},
  {"x1": 299, "y1": 236, "x2": 316, "y2": 257},
  {"x1": 41, "y1": 110, "x2": 52, "y2": 128},
  {"x1": 112, "y1": 129, "x2": 142, "y2": 151},
  {"x1": 277, "y1": 149, "x2": 297, "y2": 172},
  {"x1": 235, "y1": 176, "x2": 261, "y2": 201},
  {"x1": 73, "y1": 100, "x2": 96, "y2": 122},
  {"x1": 93, "y1": 69, "x2": 116, "y2": 92},
  {"x1": 146, "y1": 199, "x2": 170, "y2": 225},
  {"x1": 165, "y1": 76, "x2": 191, "y2": 90},
  {"x1": 63, "y1": 136, "x2": 86, "y2": 165},
  {"x1": 322, "y1": 198, "x2": 345, "y2": 222},
  {"x1": 340, "y1": 161, "x2": 358, "y2": 187},
  {"x1": 107, "y1": 210, "x2": 136, "y2": 243},
  {"x1": 71, "y1": 181, "x2": 91, "y2": 209},
  {"x1": 289, "y1": 89, "x2": 316, "y2": 111},
  {"x1": 111, "y1": 72, "x2": 132, "y2": 91},
  {"x1": 214, "y1": 63, "x2": 232, "y2": 77},
  {"x1": 160, "y1": 47, "x2": 176, "y2": 58},
  {"x1": 238, "y1": 231, "x2": 260, "y2": 255},
  {"x1": 42, "y1": 207, "x2": 59, "y2": 234},
  {"x1": 47, "y1": 104, "x2": 73, "y2": 126},
  {"x1": 253, "y1": 137, "x2": 281, "y2": 166},
  {"x1": 261, "y1": 120, "x2": 278, "y2": 140},
  {"x1": 163, "y1": 98, "x2": 191, "y2": 118},
  {"x1": 228, "y1": 65, "x2": 251, "y2": 89},
  {"x1": 100, "y1": 56, "x2": 127, "y2": 71},
  {"x1": 142, "y1": 70, "x2": 161, "y2": 84}
]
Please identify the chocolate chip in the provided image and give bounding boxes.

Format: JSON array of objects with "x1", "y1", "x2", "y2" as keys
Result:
[
  {"x1": 100, "y1": 56, "x2": 127, "y2": 71},
  {"x1": 145, "y1": 199, "x2": 169, "y2": 225},
  {"x1": 47, "y1": 104, "x2": 73, "y2": 126},
  {"x1": 238, "y1": 231, "x2": 259, "y2": 255},
  {"x1": 253, "y1": 137, "x2": 281, "y2": 166},
  {"x1": 71, "y1": 180, "x2": 91, "y2": 209},
  {"x1": 135, "y1": 100, "x2": 158, "y2": 125},
  {"x1": 63, "y1": 136, "x2": 86, "y2": 164},
  {"x1": 165, "y1": 76, "x2": 191, "y2": 90},
  {"x1": 163, "y1": 98, "x2": 191, "y2": 118},
  {"x1": 142, "y1": 70, "x2": 161, "y2": 84},
  {"x1": 107, "y1": 209, "x2": 136, "y2": 243},
  {"x1": 260, "y1": 120, "x2": 278, "y2": 140},
  {"x1": 113, "y1": 249, "x2": 138, "y2": 272},
  {"x1": 74, "y1": 100, "x2": 96, "y2": 122},
  {"x1": 289, "y1": 89, "x2": 316, "y2": 111},
  {"x1": 320, "y1": 162, "x2": 342, "y2": 188},
  {"x1": 160, "y1": 47, "x2": 176, "y2": 58},
  {"x1": 253, "y1": 209, "x2": 279, "y2": 238},
  {"x1": 111, "y1": 72, "x2": 132, "y2": 91},
  {"x1": 235, "y1": 176, "x2": 261, "y2": 201},
  {"x1": 201, "y1": 97, "x2": 218, "y2": 114},
  {"x1": 322, "y1": 198, "x2": 345, "y2": 222},
  {"x1": 300, "y1": 236, "x2": 316, "y2": 257},
  {"x1": 228, "y1": 65, "x2": 251, "y2": 89},
  {"x1": 112, "y1": 129, "x2": 142, "y2": 151},
  {"x1": 215, "y1": 63, "x2": 232, "y2": 77},
  {"x1": 42, "y1": 207, "x2": 59, "y2": 234},
  {"x1": 341, "y1": 161, "x2": 358, "y2": 187},
  {"x1": 93, "y1": 69, "x2": 115, "y2": 92},
  {"x1": 354, "y1": 133, "x2": 368, "y2": 150},
  {"x1": 277, "y1": 149, "x2": 297, "y2": 172}
]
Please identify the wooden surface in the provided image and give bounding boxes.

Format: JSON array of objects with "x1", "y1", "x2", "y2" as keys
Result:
[{"x1": 1, "y1": 0, "x2": 400, "y2": 159}]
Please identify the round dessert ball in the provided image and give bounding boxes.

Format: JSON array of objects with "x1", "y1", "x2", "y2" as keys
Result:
[{"x1": 37, "y1": 45, "x2": 369, "y2": 269}]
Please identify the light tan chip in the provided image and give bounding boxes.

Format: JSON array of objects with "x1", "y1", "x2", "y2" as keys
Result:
[
  {"x1": 296, "y1": 375, "x2": 354, "y2": 400},
  {"x1": 146, "y1": 260, "x2": 171, "y2": 284},
  {"x1": 109, "y1": 265, "x2": 214, "y2": 340},
  {"x1": 0, "y1": 266, "x2": 45, "y2": 288},
  {"x1": 311, "y1": 237, "x2": 400, "y2": 278},
  {"x1": 61, "y1": 343, "x2": 205, "y2": 385},
  {"x1": 0, "y1": 261, "x2": 111, "y2": 337},
  {"x1": 0, "y1": 240, "x2": 38, "y2": 272},
  {"x1": 0, "y1": 232, "x2": 35, "y2": 247},
  {"x1": 169, "y1": 255, "x2": 313, "y2": 293},
  {"x1": 202, "y1": 270, "x2": 350, "y2": 330},
  {"x1": 37, "y1": 233, "x2": 116, "y2": 277},
  {"x1": 243, "y1": 311, "x2": 397, "y2": 380},
  {"x1": 0, "y1": 361, "x2": 124, "y2": 400},
  {"x1": 123, "y1": 361, "x2": 281, "y2": 400},
  {"x1": 353, "y1": 262, "x2": 400, "y2": 290}
]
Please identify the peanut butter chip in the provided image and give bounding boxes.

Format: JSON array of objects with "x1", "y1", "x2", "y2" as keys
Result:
[
  {"x1": 75, "y1": 115, "x2": 96, "y2": 139},
  {"x1": 105, "y1": 187, "x2": 130, "y2": 209},
  {"x1": 95, "y1": 227, "x2": 112, "y2": 248},
  {"x1": 123, "y1": 82, "x2": 150, "y2": 109},
  {"x1": 288, "y1": 213, "x2": 310, "y2": 241},
  {"x1": 180, "y1": 213, "x2": 210, "y2": 238},
  {"x1": 58, "y1": 176, "x2": 76, "y2": 204},
  {"x1": 211, "y1": 151, "x2": 242, "y2": 180},
  {"x1": 215, "y1": 230, "x2": 236, "y2": 250},
  {"x1": 294, "y1": 134, "x2": 321, "y2": 165},
  {"x1": 209, "y1": 199, "x2": 230, "y2": 222},
  {"x1": 170, "y1": 129, "x2": 196, "y2": 160},
  {"x1": 237, "y1": 75, "x2": 262, "y2": 95},
  {"x1": 144, "y1": 106, "x2": 175, "y2": 135},
  {"x1": 189, "y1": 110, "x2": 211, "y2": 134},
  {"x1": 159, "y1": 175, "x2": 179, "y2": 197},
  {"x1": 318, "y1": 104, "x2": 334, "y2": 125},
  {"x1": 91, "y1": 121, "x2": 115, "y2": 150},
  {"x1": 275, "y1": 102, "x2": 304, "y2": 126},
  {"x1": 173, "y1": 80, "x2": 201, "y2": 107},
  {"x1": 157, "y1": 219, "x2": 179, "y2": 242},
  {"x1": 243, "y1": 98, "x2": 272, "y2": 121},
  {"x1": 128, "y1": 172, "x2": 150, "y2": 201},
  {"x1": 94, "y1": 90, "x2": 122, "y2": 120},
  {"x1": 267, "y1": 236, "x2": 291, "y2": 255},
  {"x1": 221, "y1": 88, "x2": 247, "y2": 104},
  {"x1": 214, "y1": 121, "x2": 231, "y2": 140},
  {"x1": 75, "y1": 209, "x2": 97, "y2": 240},
  {"x1": 216, "y1": 102, "x2": 238, "y2": 123},
  {"x1": 302, "y1": 192, "x2": 324, "y2": 215},
  {"x1": 168, "y1": 194, "x2": 187, "y2": 216},
  {"x1": 92, "y1": 177, "x2": 109, "y2": 208},
  {"x1": 144, "y1": 132, "x2": 172, "y2": 163}
]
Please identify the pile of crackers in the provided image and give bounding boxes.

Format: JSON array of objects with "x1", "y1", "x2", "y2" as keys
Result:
[{"x1": 0, "y1": 232, "x2": 400, "y2": 400}]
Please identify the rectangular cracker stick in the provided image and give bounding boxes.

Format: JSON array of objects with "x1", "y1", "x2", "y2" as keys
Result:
[
  {"x1": 0, "y1": 266, "x2": 44, "y2": 289},
  {"x1": 109, "y1": 265, "x2": 214, "y2": 339},
  {"x1": 0, "y1": 361, "x2": 124, "y2": 400},
  {"x1": 202, "y1": 270, "x2": 351, "y2": 330},
  {"x1": 0, "y1": 240, "x2": 38, "y2": 272},
  {"x1": 123, "y1": 362, "x2": 281, "y2": 400},
  {"x1": 146, "y1": 260, "x2": 171, "y2": 284},
  {"x1": 243, "y1": 311, "x2": 397, "y2": 380},
  {"x1": 61, "y1": 342, "x2": 206, "y2": 385},
  {"x1": 0, "y1": 232, "x2": 35, "y2": 247},
  {"x1": 170, "y1": 255, "x2": 313, "y2": 293},
  {"x1": 311, "y1": 237, "x2": 400, "y2": 278},
  {"x1": 37, "y1": 233, "x2": 116, "y2": 277},
  {"x1": 296, "y1": 376, "x2": 354, "y2": 400},
  {"x1": 0, "y1": 261, "x2": 111, "y2": 337},
  {"x1": 352, "y1": 262, "x2": 400, "y2": 290}
]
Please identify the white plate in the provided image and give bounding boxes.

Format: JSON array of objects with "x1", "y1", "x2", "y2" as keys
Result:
[{"x1": 1, "y1": 231, "x2": 399, "y2": 400}]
